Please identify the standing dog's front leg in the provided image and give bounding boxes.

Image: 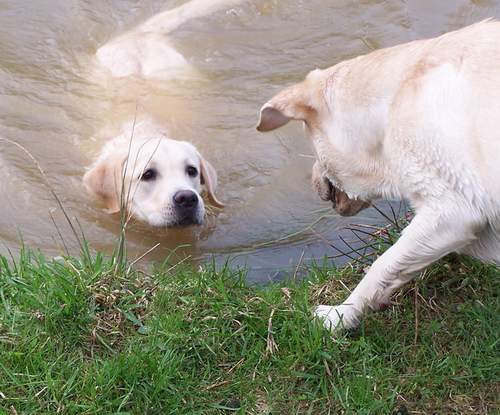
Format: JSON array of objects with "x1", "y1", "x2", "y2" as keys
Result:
[{"x1": 315, "y1": 207, "x2": 481, "y2": 330}]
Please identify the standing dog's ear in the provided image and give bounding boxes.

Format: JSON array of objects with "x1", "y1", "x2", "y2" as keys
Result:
[
  {"x1": 83, "y1": 155, "x2": 125, "y2": 214},
  {"x1": 257, "y1": 73, "x2": 320, "y2": 132},
  {"x1": 200, "y1": 157, "x2": 224, "y2": 208}
]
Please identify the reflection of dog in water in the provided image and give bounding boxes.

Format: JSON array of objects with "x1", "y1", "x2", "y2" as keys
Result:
[
  {"x1": 96, "y1": 0, "x2": 247, "y2": 79},
  {"x1": 258, "y1": 20, "x2": 500, "y2": 331}
]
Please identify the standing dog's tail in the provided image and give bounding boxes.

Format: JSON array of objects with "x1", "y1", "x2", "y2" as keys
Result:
[{"x1": 138, "y1": 0, "x2": 247, "y2": 34}]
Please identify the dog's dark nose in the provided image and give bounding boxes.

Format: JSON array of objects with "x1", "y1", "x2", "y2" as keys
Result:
[{"x1": 173, "y1": 190, "x2": 198, "y2": 209}]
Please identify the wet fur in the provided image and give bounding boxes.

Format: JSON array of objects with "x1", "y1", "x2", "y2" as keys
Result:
[
  {"x1": 96, "y1": 0, "x2": 247, "y2": 79},
  {"x1": 83, "y1": 120, "x2": 223, "y2": 228}
]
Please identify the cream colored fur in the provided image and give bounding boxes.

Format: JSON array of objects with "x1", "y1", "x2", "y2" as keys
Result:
[
  {"x1": 89, "y1": 1, "x2": 237, "y2": 223},
  {"x1": 83, "y1": 119, "x2": 223, "y2": 228},
  {"x1": 96, "y1": 0, "x2": 247, "y2": 79},
  {"x1": 257, "y1": 20, "x2": 500, "y2": 331}
]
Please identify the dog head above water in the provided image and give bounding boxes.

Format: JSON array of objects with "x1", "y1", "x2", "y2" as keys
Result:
[{"x1": 83, "y1": 125, "x2": 224, "y2": 228}]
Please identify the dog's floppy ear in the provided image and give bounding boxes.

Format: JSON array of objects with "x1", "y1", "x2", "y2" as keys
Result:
[
  {"x1": 200, "y1": 157, "x2": 224, "y2": 208},
  {"x1": 83, "y1": 155, "x2": 125, "y2": 214},
  {"x1": 256, "y1": 80, "x2": 317, "y2": 132}
]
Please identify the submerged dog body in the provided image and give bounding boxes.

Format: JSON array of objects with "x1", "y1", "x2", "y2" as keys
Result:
[
  {"x1": 257, "y1": 20, "x2": 500, "y2": 330},
  {"x1": 96, "y1": 0, "x2": 247, "y2": 79},
  {"x1": 84, "y1": 121, "x2": 223, "y2": 228}
]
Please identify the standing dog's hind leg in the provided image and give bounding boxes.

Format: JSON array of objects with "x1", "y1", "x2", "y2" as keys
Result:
[{"x1": 459, "y1": 222, "x2": 500, "y2": 265}]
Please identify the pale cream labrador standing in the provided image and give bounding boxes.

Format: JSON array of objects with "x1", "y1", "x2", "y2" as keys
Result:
[
  {"x1": 257, "y1": 20, "x2": 500, "y2": 331},
  {"x1": 84, "y1": 120, "x2": 223, "y2": 227}
]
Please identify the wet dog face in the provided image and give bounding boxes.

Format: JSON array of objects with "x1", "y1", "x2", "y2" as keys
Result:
[
  {"x1": 124, "y1": 139, "x2": 206, "y2": 227},
  {"x1": 84, "y1": 136, "x2": 223, "y2": 228}
]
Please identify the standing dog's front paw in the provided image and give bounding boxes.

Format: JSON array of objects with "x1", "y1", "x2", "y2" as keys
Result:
[{"x1": 314, "y1": 304, "x2": 361, "y2": 331}]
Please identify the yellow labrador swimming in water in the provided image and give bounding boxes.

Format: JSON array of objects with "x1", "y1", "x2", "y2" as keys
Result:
[
  {"x1": 257, "y1": 20, "x2": 500, "y2": 331},
  {"x1": 87, "y1": 1, "x2": 246, "y2": 224}
]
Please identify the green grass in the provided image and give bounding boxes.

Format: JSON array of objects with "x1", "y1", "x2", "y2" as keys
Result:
[{"x1": 0, "y1": 245, "x2": 498, "y2": 414}]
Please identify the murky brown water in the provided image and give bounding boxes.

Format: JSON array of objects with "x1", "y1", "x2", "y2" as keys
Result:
[{"x1": 1, "y1": 0, "x2": 499, "y2": 281}]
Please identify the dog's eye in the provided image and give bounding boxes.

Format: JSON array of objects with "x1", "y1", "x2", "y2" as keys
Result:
[
  {"x1": 186, "y1": 166, "x2": 198, "y2": 178},
  {"x1": 141, "y1": 168, "x2": 157, "y2": 181}
]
